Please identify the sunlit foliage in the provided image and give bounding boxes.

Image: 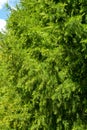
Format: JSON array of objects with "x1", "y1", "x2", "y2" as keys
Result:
[{"x1": 0, "y1": 0, "x2": 87, "y2": 129}]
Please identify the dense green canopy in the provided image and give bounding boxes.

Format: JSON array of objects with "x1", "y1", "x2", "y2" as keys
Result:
[{"x1": 0, "y1": 0, "x2": 87, "y2": 129}]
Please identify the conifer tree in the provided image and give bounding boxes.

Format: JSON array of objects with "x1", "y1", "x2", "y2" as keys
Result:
[{"x1": 0, "y1": 0, "x2": 87, "y2": 129}]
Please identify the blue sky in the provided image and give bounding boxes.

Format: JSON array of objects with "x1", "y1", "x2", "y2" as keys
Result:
[{"x1": 0, "y1": 0, "x2": 19, "y2": 32}]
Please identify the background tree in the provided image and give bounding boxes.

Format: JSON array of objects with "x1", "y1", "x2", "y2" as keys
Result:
[{"x1": 0, "y1": 0, "x2": 87, "y2": 129}]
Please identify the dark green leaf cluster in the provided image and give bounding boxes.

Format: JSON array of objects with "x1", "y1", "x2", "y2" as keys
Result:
[{"x1": 0, "y1": 0, "x2": 87, "y2": 129}]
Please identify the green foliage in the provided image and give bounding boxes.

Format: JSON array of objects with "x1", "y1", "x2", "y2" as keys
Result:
[{"x1": 0, "y1": 0, "x2": 87, "y2": 129}]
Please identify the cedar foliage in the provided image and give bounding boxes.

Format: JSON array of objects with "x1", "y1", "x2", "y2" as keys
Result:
[{"x1": 0, "y1": 0, "x2": 87, "y2": 129}]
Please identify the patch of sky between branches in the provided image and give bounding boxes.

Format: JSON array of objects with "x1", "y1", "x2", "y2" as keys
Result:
[{"x1": 0, "y1": 0, "x2": 20, "y2": 32}]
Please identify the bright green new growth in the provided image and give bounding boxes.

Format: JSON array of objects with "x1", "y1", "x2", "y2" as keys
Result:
[{"x1": 0, "y1": 0, "x2": 87, "y2": 129}]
